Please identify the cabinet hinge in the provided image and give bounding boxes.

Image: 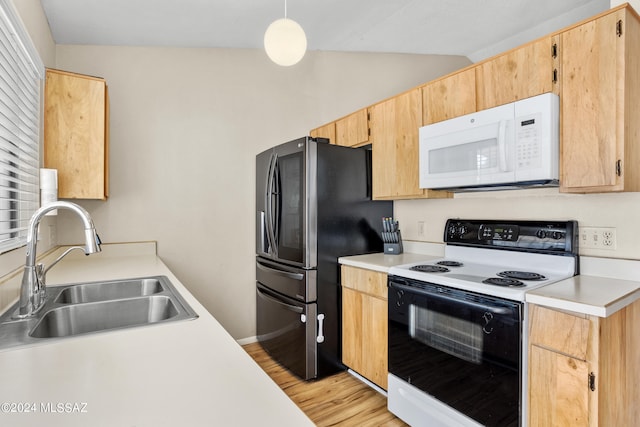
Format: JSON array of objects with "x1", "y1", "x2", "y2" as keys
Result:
[
  {"x1": 588, "y1": 372, "x2": 596, "y2": 391},
  {"x1": 551, "y1": 43, "x2": 558, "y2": 59},
  {"x1": 552, "y1": 69, "x2": 558, "y2": 84},
  {"x1": 616, "y1": 159, "x2": 622, "y2": 176},
  {"x1": 617, "y1": 20, "x2": 623, "y2": 37}
]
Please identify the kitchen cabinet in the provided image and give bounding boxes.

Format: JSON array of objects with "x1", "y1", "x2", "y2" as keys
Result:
[
  {"x1": 44, "y1": 68, "x2": 109, "y2": 200},
  {"x1": 559, "y1": 7, "x2": 640, "y2": 193},
  {"x1": 310, "y1": 122, "x2": 336, "y2": 144},
  {"x1": 334, "y1": 108, "x2": 370, "y2": 147},
  {"x1": 476, "y1": 36, "x2": 557, "y2": 110},
  {"x1": 369, "y1": 89, "x2": 451, "y2": 200},
  {"x1": 341, "y1": 265, "x2": 388, "y2": 389},
  {"x1": 422, "y1": 68, "x2": 477, "y2": 125},
  {"x1": 528, "y1": 302, "x2": 640, "y2": 426}
]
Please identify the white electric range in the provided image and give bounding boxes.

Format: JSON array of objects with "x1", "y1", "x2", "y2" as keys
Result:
[{"x1": 387, "y1": 219, "x2": 579, "y2": 427}]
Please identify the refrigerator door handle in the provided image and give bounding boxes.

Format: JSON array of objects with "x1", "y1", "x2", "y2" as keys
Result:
[
  {"x1": 265, "y1": 153, "x2": 278, "y2": 255},
  {"x1": 257, "y1": 286, "x2": 304, "y2": 314},
  {"x1": 316, "y1": 313, "x2": 325, "y2": 343},
  {"x1": 256, "y1": 260, "x2": 304, "y2": 281}
]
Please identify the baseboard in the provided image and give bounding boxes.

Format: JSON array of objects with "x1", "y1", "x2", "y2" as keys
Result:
[{"x1": 236, "y1": 335, "x2": 258, "y2": 346}]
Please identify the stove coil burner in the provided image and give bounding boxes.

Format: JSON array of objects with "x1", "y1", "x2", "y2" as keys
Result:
[
  {"x1": 410, "y1": 265, "x2": 450, "y2": 273},
  {"x1": 483, "y1": 277, "x2": 525, "y2": 287},
  {"x1": 436, "y1": 261, "x2": 464, "y2": 267},
  {"x1": 497, "y1": 271, "x2": 546, "y2": 281}
]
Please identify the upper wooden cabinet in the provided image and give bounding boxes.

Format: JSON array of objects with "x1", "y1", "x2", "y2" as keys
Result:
[
  {"x1": 560, "y1": 8, "x2": 640, "y2": 193},
  {"x1": 370, "y1": 89, "x2": 450, "y2": 200},
  {"x1": 334, "y1": 109, "x2": 370, "y2": 147},
  {"x1": 422, "y1": 68, "x2": 477, "y2": 125},
  {"x1": 476, "y1": 37, "x2": 557, "y2": 110},
  {"x1": 309, "y1": 122, "x2": 336, "y2": 144},
  {"x1": 44, "y1": 69, "x2": 109, "y2": 200}
]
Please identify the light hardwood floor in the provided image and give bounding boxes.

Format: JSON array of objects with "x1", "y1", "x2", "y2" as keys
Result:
[{"x1": 243, "y1": 342, "x2": 408, "y2": 427}]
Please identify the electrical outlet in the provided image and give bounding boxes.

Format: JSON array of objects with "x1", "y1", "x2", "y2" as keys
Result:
[
  {"x1": 580, "y1": 227, "x2": 616, "y2": 250},
  {"x1": 418, "y1": 221, "x2": 425, "y2": 238}
]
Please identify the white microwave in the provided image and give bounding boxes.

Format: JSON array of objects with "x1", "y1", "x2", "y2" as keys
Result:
[{"x1": 419, "y1": 92, "x2": 560, "y2": 191}]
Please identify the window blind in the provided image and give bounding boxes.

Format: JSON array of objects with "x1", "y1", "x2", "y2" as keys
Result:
[{"x1": 0, "y1": 0, "x2": 44, "y2": 254}]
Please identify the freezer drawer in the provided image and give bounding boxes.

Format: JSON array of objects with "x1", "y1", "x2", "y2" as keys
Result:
[
  {"x1": 256, "y1": 257, "x2": 316, "y2": 302},
  {"x1": 256, "y1": 283, "x2": 318, "y2": 380}
]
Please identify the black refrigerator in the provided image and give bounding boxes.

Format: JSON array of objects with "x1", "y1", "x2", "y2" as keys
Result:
[{"x1": 255, "y1": 136, "x2": 392, "y2": 380}]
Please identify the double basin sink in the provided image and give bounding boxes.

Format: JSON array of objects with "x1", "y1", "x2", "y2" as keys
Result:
[{"x1": 0, "y1": 276, "x2": 198, "y2": 351}]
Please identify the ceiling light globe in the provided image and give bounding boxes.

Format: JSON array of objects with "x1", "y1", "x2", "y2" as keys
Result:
[{"x1": 264, "y1": 18, "x2": 307, "y2": 66}]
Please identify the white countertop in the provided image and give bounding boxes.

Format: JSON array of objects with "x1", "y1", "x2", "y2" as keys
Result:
[
  {"x1": 338, "y1": 252, "x2": 439, "y2": 273},
  {"x1": 339, "y1": 248, "x2": 640, "y2": 318},
  {"x1": 0, "y1": 242, "x2": 313, "y2": 426}
]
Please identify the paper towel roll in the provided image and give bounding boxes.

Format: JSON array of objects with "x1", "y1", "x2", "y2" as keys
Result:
[{"x1": 39, "y1": 168, "x2": 58, "y2": 216}]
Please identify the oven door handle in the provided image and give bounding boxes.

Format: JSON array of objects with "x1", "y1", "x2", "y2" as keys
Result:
[
  {"x1": 257, "y1": 286, "x2": 304, "y2": 314},
  {"x1": 390, "y1": 282, "x2": 512, "y2": 315}
]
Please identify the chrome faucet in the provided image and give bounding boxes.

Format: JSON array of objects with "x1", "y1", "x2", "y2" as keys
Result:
[{"x1": 15, "y1": 201, "x2": 101, "y2": 318}]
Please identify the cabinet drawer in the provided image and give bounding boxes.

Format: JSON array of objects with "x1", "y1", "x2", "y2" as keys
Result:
[
  {"x1": 341, "y1": 265, "x2": 387, "y2": 299},
  {"x1": 529, "y1": 305, "x2": 591, "y2": 360}
]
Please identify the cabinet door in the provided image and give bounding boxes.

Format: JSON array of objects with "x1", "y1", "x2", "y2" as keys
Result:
[
  {"x1": 335, "y1": 109, "x2": 369, "y2": 147},
  {"x1": 560, "y1": 9, "x2": 628, "y2": 192},
  {"x1": 476, "y1": 37, "x2": 555, "y2": 110},
  {"x1": 370, "y1": 89, "x2": 448, "y2": 200},
  {"x1": 422, "y1": 68, "x2": 476, "y2": 125},
  {"x1": 342, "y1": 287, "x2": 388, "y2": 389},
  {"x1": 310, "y1": 122, "x2": 336, "y2": 144},
  {"x1": 44, "y1": 69, "x2": 109, "y2": 199},
  {"x1": 529, "y1": 345, "x2": 589, "y2": 426}
]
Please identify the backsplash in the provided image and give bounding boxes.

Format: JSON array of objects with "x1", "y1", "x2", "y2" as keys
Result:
[{"x1": 395, "y1": 188, "x2": 640, "y2": 260}]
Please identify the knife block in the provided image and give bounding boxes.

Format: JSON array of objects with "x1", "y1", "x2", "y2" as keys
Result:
[{"x1": 384, "y1": 231, "x2": 403, "y2": 255}]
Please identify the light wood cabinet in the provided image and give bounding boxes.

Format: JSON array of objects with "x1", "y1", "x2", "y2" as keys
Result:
[
  {"x1": 334, "y1": 109, "x2": 370, "y2": 147},
  {"x1": 369, "y1": 89, "x2": 450, "y2": 200},
  {"x1": 559, "y1": 8, "x2": 640, "y2": 193},
  {"x1": 341, "y1": 265, "x2": 388, "y2": 389},
  {"x1": 310, "y1": 122, "x2": 336, "y2": 144},
  {"x1": 422, "y1": 68, "x2": 477, "y2": 125},
  {"x1": 476, "y1": 36, "x2": 557, "y2": 110},
  {"x1": 44, "y1": 69, "x2": 109, "y2": 200},
  {"x1": 528, "y1": 302, "x2": 640, "y2": 426}
]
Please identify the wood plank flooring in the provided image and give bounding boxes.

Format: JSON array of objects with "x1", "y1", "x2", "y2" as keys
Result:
[{"x1": 243, "y1": 342, "x2": 408, "y2": 427}]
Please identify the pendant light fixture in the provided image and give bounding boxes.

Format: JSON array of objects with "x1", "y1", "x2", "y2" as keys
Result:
[{"x1": 263, "y1": 0, "x2": 307, "y2": 66}]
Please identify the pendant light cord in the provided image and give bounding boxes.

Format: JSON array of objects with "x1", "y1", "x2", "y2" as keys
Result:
[{"x1": 284, "y1": 0, "x2": 288, "y2": 19}]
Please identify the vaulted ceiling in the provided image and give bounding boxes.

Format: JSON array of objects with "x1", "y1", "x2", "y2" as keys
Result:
[{"x1": 40, "y1": 0, "x2": 609, "y2": 62}]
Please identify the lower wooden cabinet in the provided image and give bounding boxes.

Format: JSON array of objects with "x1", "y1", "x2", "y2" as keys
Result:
[
  {"x1": 528, "y1": 302, "x2": 640, "y2": 426},
  {"x1": 341, "y1": 265, "x2": 388, "y2": 389}
]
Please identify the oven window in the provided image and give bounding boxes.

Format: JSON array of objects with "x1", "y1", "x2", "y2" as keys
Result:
[{"x1": 410, "y1": 305, "x2": 483, "y2": 364}]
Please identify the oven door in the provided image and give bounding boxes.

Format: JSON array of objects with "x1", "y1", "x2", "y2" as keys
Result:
[{"x1": 388, "y1": 276, "x2": 522, "y2": 427}]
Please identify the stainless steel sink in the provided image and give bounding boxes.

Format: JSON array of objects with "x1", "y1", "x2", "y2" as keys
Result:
[
  {"x1": 0, "y1": 276, "x2": 198, "y2": 351},
  {"x1": 54, "y1": 278, "x2": 164, "y2": 304},
  {"x1": 31, "y1": 295, "x2": 179, "y2": 338}
]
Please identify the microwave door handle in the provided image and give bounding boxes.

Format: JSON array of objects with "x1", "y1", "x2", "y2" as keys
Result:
[{"x1": 498, "y1": 120, "x2": 509, "y2": 172}]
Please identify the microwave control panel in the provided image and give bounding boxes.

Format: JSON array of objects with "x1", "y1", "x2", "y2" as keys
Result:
[{"x1": 515, "y1": 113, "x2": 542, "y2": 170}]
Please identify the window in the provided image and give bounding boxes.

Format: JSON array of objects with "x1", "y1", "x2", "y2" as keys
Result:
[{"x1": 0, "y1": 0, "x2": 44, "y2": 254}]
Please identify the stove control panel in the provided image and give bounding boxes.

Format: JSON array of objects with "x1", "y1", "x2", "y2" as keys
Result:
[{"x1": 444, "y1": 219, "x2": 578, "y2": 254}]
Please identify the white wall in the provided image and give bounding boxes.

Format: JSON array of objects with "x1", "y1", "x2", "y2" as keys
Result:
[{"x1": 52, "y1": 45, "x2": 470, "y2": 339}]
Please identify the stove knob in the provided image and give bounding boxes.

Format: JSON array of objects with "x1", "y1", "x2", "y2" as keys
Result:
[
  {"x1": 458, "y1": 225, "x2": 468, "y2": 236},
  {"x1": 536, "y1": 230, "x2": 547, "y2": 239},
  {"x1": 552, "y1": 231, "x2": 563, "y2": 240}
]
